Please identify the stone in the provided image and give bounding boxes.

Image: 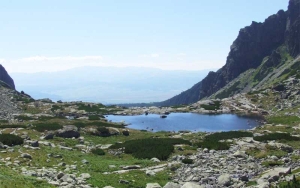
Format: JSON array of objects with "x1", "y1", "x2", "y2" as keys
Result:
[
  {"x1": 31, "y1": 140, "x2": 39, "y2": 147},
  {"x1": 146, "y1": 183, "x2": 161, "y2": 188},
  {"x1": 56, "y1": 125, "x2": 80, "y2": 138},
  {"x1": 82, "y1": 159, "x2": 89, "y2": 164},
  {"x1": 122, "y1": 165, "x2": 141, "y2": 170},
  {"x1": 79, "y1": 173, "x2": 91, "y2": 179},
  {"x1": 233, "y1": 151, "x2": 247, "y2": 158},
  {"x1": 44, "y1": 132, "x2": 54, "y2": 140},
  {"x1": 181, "y1": 182, "x2": 203, "y2": 188},
  {"x1": 119, "y1": 179, "x2": 129, "y2": 184},
  {"x1": 21, "y1": 153, "x2": 32, "y2": 159},
  {"x1": 150, "y1": 158, "x2": 161, "y2": 163},
  {"x1": 163, "y1": 182, "x2": 180, "y2": 188},
  {"x1": 146, "y1": 170, "x2": 156, "y2": 176},
  {"x1": 218, "y1": 174, "x2": 231, "y2": 186},
  {"x1": 57, "y1": 172, "x2": 65, "y2": 179}
]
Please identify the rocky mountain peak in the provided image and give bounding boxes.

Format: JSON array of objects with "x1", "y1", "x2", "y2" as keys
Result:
[{"x1": 0, "y1": 64, "x2": 15, "y2": 89}]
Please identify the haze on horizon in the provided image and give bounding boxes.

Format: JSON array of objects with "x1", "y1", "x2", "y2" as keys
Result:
[{"x1": 0, "y1": 0, "x2": 287, "y2": 73}]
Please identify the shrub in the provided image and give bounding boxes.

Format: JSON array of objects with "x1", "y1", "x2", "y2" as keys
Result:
[
  {"x1": 0, "y1": 124, "x2": 27, "y2": 129},
  {"x1": 97, "y1": 127, "x2": 109, "y2": 134},
  {"x1": 0, "y1": 120, "x2": 8, "y2": 124},
  {"x1": 0, "y1": 134, "x2": 23, "y2": 146},
  {"x1": 91, "y1": 148, "x2": 105, "y2": 155},
  {"x1": 51, "y1": 105, "x2": 63, "y2": 112},
  {"x1": 34, "y1": 123, "x2": 63, "y2": 132},
  {"x1": 262, "y1": 160, "x2": 283, "y2": 167},
  {"x1": 88, "y1": 115, "x2": 100, "y2": 120},
  {"x1": 196, "y1": 141, "x2": 230, "y2": 150},
  {"x1": 204, "y1": 131, "x2": 253, "y2": 141},
  {"x1": 110, "y1": 138, "x2": 191, "y2": 160},
  {"x1": 182, "y1": 159, "x2": 193, "y2": 164},
  {"x1": 74, "y1": 121, "x2": 125, "y2": 129},
  {"x1": 254, "y1": 133, "x2": 300, "y2": 142},
  {"x1": 200, "y1": 101, "x2": 221, "y2": 110}
]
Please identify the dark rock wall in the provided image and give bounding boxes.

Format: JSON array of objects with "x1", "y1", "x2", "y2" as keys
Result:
[{"x1": 0, "y1": 65, "x2": 15, "y2": 89}]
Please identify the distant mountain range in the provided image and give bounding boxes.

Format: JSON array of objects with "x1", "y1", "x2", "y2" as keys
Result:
[
  {"x1": 156, "y1": 0, "x2": 300, "y2": 106},
  {"x1": 11, "y1": 67, "x2": 215, "y2": 104}
]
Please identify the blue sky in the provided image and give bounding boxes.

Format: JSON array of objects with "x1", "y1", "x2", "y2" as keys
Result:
[{"x1": 0, "y1": 0, "x2": 288, "y2": 73}]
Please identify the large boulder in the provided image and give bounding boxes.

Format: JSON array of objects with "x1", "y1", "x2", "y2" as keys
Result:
[
  {"x1": 56, "y1": 125, "x2": 80, "y2": 138},
  {"x1": 217, "y1": 174, "x2": 231, "y2": 187}
]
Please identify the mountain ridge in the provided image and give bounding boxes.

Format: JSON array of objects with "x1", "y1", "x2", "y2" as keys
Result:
[{"x1": 157, "y1": 0, "x2": 300, "y2": 106}]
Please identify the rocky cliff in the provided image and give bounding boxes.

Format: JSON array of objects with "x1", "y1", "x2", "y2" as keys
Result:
[
  {"x1": 158, "y1": 0, "x2": 300, "y2": 106},
  {"x1": 0, "y1": 65, "x2": 15, "y2": 89}
]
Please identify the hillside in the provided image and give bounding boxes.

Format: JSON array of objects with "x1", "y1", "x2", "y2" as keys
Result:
[{"x1": 158, "y1": 0, "x2": 300, "y2": 106}]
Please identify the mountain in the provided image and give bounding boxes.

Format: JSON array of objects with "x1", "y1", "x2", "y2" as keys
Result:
[
  {"x1": 158, "y1": 0, "x2": 300, "y2": 106},
  {"x1": 11, "y1": 67, "x2": 215, "y2": 104},
  {"x1": 0, "y1": 64, "x2": 15, "y2": 89}
]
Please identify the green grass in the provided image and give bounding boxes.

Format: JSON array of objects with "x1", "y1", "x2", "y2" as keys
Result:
[
  {"x1": 33, "y1": 123, "x2": 63, "y2": 132},
  {"x1": 110, "y1": 138, "x2": 191, "y2": 160},
  {"x1": 50, "y1": 105, "x2": 64, "y2": 112},
  {"x1": 254, "y1": 133, "x2": 300, "y2": 142},
  {"x1": 267, "y1": 116, "x2": 300, "y2": 125},
  {"x1": 279, "y1": 175, "x2": 300, "y2": 188},
  {"x1": 246, "y1": 145, "x2": 287, "y2": 159},
  {"x1": 15, "y1": 115, "x2": 35, "y2": 121},
  {"x1": 215, "y1": 81, "x2": 240, "y2": 99},
  {"x1": 0, "y1": 134, "x2": 23, "y2": 146}
]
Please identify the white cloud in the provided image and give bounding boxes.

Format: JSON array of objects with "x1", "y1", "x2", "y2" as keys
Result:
[
  {"x1": 140, "y1": 53, "x2": 160, "y2": 58},
  {"x1": 177, "y1": 53, "x2": 186, "y2": 56},
  {"x1": 150, "y1": 53, "x2": 159, "y2": 58}
]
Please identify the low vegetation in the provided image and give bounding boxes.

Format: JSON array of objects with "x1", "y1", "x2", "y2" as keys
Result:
[
  {"x1": 0, "y1": 134, "x2": 23, "y2": 146},
  {"x1": 91, "y1": 148, "x2": 105, "y2": 155},
  {"x1": 110, "y1": 138, "x2": 191, "y2": 160},
  {"x1": 195, "y1": 140, "x2": 230, "y2": 150},
  {"x1": 254, "y1": 133, "x2": 300, "y2": 142},
  {"x1": 266, "y1": 116, "x2": 300, "y2": 125},
  {"x1": 33, "y1": 123, "x2": 63, "y2": 132},
  {"x1": 200, "y1": 101, "x2": 221, "y2": 110},
  {"x1": 204, "y1": 131, "x2": 253, "y2": 141},
  {"x1": 182, "y1": 158, "x2": 193, "y2": 164}
]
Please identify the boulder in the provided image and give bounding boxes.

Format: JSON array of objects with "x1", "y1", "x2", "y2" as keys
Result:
[
  {"x1": 44, "y1": 132, "x2": 54, "y2": 140},
  {"x1": 21, "y1": 153, "x2": 32, "y2": 159},
  {"x1": 146, "y1": 183, "x2": 161, "y2": 188},
  {"x1": 181, "y1": 182, "x2": 203, "y2": 188},
  {"x1": 56, "y1": 125, "x2": 80, "y2": 138},
  {"x1": 163, "y1": 182, "x2": 180, "y2": 188},
  {"x1": 217, "y1": 174, "x2": 231, "y2": 187}
]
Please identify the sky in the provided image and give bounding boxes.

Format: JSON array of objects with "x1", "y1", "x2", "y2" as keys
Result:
[{"x1": 0, "y1": 0, "x2": 289, "y2": 73}]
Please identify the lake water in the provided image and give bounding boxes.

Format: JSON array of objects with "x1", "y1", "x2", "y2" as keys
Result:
[{"x1": 106, "y1": 113, "x2": 261, "y2": 132}]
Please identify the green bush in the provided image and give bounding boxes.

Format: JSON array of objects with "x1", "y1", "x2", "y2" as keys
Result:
[
  {"x1": 0, "y1": 134, "x2": 23, "y2": 146},
  {"x1": 88, "y1": 115, "x2": 100, "y2": 120},
  {"x1": 51, "y1": 105, "x2": 64, "y2": 112},
  {"x1": 182, "y1": 159, "x2": 193, "y2": 164},
  {"x1": 34, "y1": 123, "x2": 63, "y2": 132},
  {"x1": 254, "y1": 133, "x2": 300, "y2": 142},
  {"x1": 110, "y1": 138, "x2": 191, "y2": 160},
  {"x1": 91, "y1": 148, "x2": 105, "y2": 155},
  {"x1": 204, "y1": 131, "x2": 253, "y2": 141},
  {"x1": 196, "y1": 140, "x2": 230, "y2": 150},
  {"x1": 74, "y1": 121, "x2": 125, "y2": 129}
]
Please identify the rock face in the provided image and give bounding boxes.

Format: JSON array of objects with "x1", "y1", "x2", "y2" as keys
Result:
[
  {"x1": 158, "y1": 0, "x2": 300, "y2": 106},
  {"x1": 0, "y1": 65, "x2": 15, "y2": 89},
  {"x1": 56, "y1": 125, "x2": 80, "y2": 138}
]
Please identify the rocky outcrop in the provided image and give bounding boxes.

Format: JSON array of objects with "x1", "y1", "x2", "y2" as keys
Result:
[
  {"x1": 0, "y1": 64, "x2": 15, "y2": 89},
  {"x1": 158, "y1": 0, "x2": 300, "y2": 106}
]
